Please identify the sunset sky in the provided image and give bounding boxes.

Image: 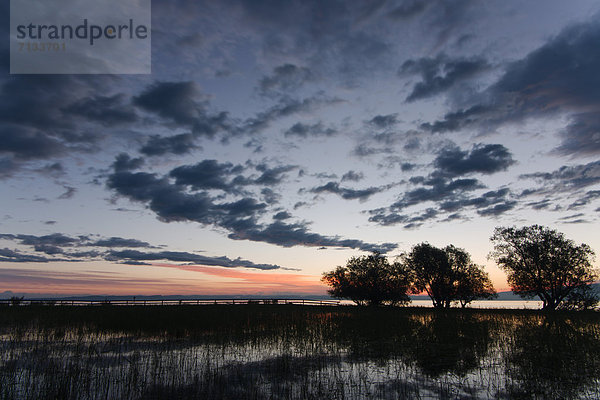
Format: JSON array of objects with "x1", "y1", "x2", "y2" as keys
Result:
[{"x1": 1, "y1": 0, "x2": 599, "y2": 297}]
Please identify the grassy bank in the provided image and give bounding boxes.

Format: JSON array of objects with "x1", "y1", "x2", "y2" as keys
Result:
[{"x1": 0, "y1": 305, "x2": 599, "y2": 399}]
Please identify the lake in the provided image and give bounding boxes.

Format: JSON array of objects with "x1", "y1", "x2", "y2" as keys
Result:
[
  {"x1": 0, "y1": 305, "x2": 598, "y2": 399},
  {"x1": 340, "y1": 299, "x2": 544, "y2": 309}
]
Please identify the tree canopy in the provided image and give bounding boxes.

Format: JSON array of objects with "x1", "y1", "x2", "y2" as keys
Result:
[
  {"x1": 400, "y1": 243, "x2": 496, "y2": 308},
  {"x1": 490, "y1": 225, "x2": 598, "y2": 310},
  {"x1": 321, "y1": 252, "x2": 410, "y2": 306}
]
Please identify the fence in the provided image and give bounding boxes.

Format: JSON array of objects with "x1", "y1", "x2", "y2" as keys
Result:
[{"x1": 0, "y1": 298, "x2": 341, "y2": 307}]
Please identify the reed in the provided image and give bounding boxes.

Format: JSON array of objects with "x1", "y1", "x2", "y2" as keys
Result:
[{"x1": 0, "y1": 305, "x2": 598, "y2": 399}]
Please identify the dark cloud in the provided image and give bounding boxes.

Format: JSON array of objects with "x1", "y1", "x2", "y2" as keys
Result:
[
  {"x1": 310, "y1": 181, "x2": 387, "y2": 201},
  {"x1": 421, "y1": 18, "x2": 600, "y2": 154},
  {"x1": 133, "y1": 81, "x2": 230, "y2": 137},
  {"x1": 58, "y1": 186, "x2": 76, "y2": 200},
  {"x1": 241, "y1": 94, "x2": 341, "y2": 134},
  {"x1": 253, "y1": 163, "x2": 297, "y2": 186},
  {"x1": 0, "y1": 125, "x2": 65, "y2": 160},
  {"x1": 227, "y1": 220, "x2": 397, "y2": 253},
  {"x1": 476, "y1": 201, "x2": 517, "y2": 217},
  {"x1": 92, "y1": 237, "x2": 153, "y2": 248},
  {"x1": 401, "y1": 163, "x2": 416, "y2": 172},
  {"x1": 106, "y1": 249, "x2": 280, "y2": 270},
  {"x1": 525, "y1": 198, "x2": 553, "y2": 210},
  {"x1": 0, "y1": 248, "x2": 57, "y2": 263},
  {"x1": 391, "y1": 177, "x2": 484, "y2": 210},
  {"x1": 400, "y1": 53, "x2": 489, "y2": 102},
  {"x1": 0, "y1": 233, "x2": 82, "y2": 248},
  {"x1": 112, "y1": 153, "x2": 145, "y2": 172},
  {"x1": 107, "y1": 171, "x2": 220, "y2": 223},
  {"x1": 0, "y1": 74, "x2": 127, "y2": 174},
  {"x1": 272, "y1": 211, "x2": 292, "y2": 220},
  {"x1": 284, "y1": 122, "x2": 336, "y2": 138},
  {"x1": 367, "y1": 114, "x2": 398, "y2": 128},
  {"x1": 140, "y1": 133, "x2": 199, "y2": 156},
  {"x1": 341, "y1": 170, "x2": 364, "y2": 182},
  {"x1": 170, "y1": 160, "x2": 243, "y2": 192},
  {"x1": 439, "y1": 188, "x2": 510, "y2": 212},
  {"x1": 259, "y1": 64, "x2": 314, "y2": 97},
  {"x1": 520, "y1": 161, "x2": 600, "y2": 191},
  {"x1": 0, "y1": 75, "x2": 111, "y2": 132},
  {"x1": 108, "y1": 158, "x2": 391, "y2": 252},
  {"x1": 433, "y1": 143, "x2": 515, "y2": 177},
  {"x1": 557, "y1": 113, "x2": 600, "y2": 155},
  {"x1": 169, "y1": 160, "x2": 293, "y2": 193},
  {"x1": 420, "y1": 104, "x2": 489, "y2": 133},
  {"x1": 352, "y1": 143, "x2": 394, "y2": 157},
  {"x1": 368, "y1": 207, "x2": 439, "y2": 228},
  {"x1": 62, "y1": 94, "x2": 137, "y2": 126},
  {"x1": 0, "y1": 232, "x2": 283, "y2": 270},
  {"x1": 568, "y1": 190, "x2": 600, "y2": 210},
  {"x1": 40, "y1": 162, "x2": 64, "y2": 176},
  {"x1": 367, "y1": 171, "x2": 506, "y2": 226},
  {"x1": 32, "y1": 244, "x2": 63, "y2": 255},
  {"x1": 261, "y1": 188, "x2": 281, "y2": 205}
]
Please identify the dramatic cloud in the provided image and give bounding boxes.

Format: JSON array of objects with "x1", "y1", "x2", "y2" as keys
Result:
[
  {"x1": 107, "y1": 158, "x2": 393, "y2": 252},
  {"x1": 112, "y1": 153, "x2": 145, "y2": 172},
  {"x1": 0, "y1": 233, "x2": 282, "y2": 270},
  {"x1": 170, "y1": 160, "x2": 244, "y2": 192},
  {"x1": 368, "y1": 207, "x2": 439, "y2": 229},
  {"x1": 421, "y1": 18, "x2": 600, "y2": 154},
  {"x1": 520, "y1": 161, "x2": 600, "y2": 191},
  {"x1": 92, "y1": 237, "x2": 153, "y2": 248},
  {"x1": 133, "y1": 81, "x2": 230, "y2": 137},
  {"x1": 226, "y1": 220, "x2": 397, "y2": 253},
  {"x1": 310, "y1": 181, "x2": 388, "y2": 201},
  {"x1": 433, "y1": 143, "x2": 515, "y2": 177},
  {"x1": 140, "y1": 133, "x2": 199, "y2": 156},
  {"x1": 106, "y1": 250, "x2": 280, "y2": 270},
  {"x1": 400, "y1": 53, "x2": 489, "y2": 102},
  {"x1": 392, "y1": 177, "x2": 484, "y2": 210}
]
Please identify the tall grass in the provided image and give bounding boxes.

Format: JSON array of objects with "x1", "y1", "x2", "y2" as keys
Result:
[{"x1": 0, "y1": 305, "x2": 598, "y2": 399}]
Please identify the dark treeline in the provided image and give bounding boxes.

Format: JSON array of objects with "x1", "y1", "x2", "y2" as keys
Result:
[{"x1": 322, "y1": 225, "x2": 599, "y2": 310}]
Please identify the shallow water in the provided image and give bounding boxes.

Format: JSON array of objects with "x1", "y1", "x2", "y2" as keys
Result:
[{"x1": 0, "y1": 307, "x2": 598, "y2": 399}]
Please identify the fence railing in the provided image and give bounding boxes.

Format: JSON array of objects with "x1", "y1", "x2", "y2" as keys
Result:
[{"x1": 0, "y1": 298, "x2": 341, "y2": 307}]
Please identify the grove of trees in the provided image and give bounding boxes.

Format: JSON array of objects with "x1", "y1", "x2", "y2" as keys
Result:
[{"x1": 321, "y1": 225, "x2": 599, "y2": 310}]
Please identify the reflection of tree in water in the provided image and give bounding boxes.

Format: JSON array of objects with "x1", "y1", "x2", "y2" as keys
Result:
[
  {"x1": 338, "y1": 310, "x2": 492, "y2": 377},
  {"x1": 404, "y1": 312, "x2": 492, "y2": 377},
  {"x1": 504, "y1": 313, "x2": 600, "y2": 399}
]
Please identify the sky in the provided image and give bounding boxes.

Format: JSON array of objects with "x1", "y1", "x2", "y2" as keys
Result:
[{"x1": 1, "y1": 0, "x2": 600, "y2": 297}]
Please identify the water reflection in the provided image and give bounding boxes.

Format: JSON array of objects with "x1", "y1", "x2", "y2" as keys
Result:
[
  {"x1": 504, "y1": 314, "x2": 600, "y2": 399},
  {"x1": 0, "y1": 307, "x2": 598, "y2": 399}
]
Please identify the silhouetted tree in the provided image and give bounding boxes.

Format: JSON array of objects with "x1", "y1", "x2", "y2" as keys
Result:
[
  {"x1": 455, "y1": 264, "x2": 497, "y2": 308},
  {"x1": 557, "y1": 284, "x2": 599, "y2": 311},
  {"x1": 321, "y1": 252, "x2": 411, "y2": 306},
  {"x1": 400, "y1": 243, "x2": 496, "y2": 308},
  {"x1": 490, "y1": 225, "x2": 598, "y2": 310}
]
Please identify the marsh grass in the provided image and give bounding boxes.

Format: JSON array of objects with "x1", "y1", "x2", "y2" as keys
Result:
[{"x1": 0, "y1": 305, "x2": 599, "y2": 399}]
